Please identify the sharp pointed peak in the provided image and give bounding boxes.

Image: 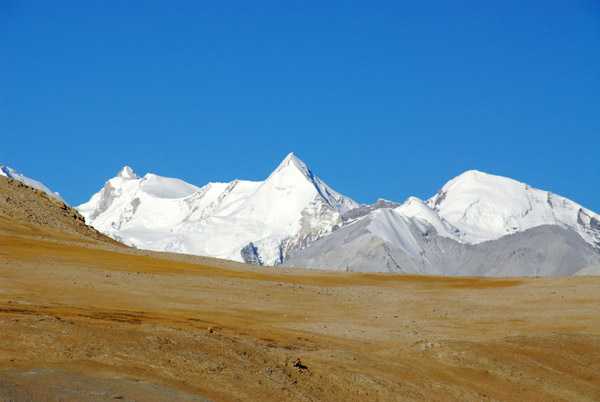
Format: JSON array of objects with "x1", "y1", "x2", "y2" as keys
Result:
[
  {"x1": 273, "y1": 152, "x2": 309, "y2": 174},
  {"x1": 267, "y1": 152, "x2": 319, "y2": 189},
  {"x1": 281, "y1": 151, "x2": 303, "y2": 164},
  {"x1": 117, "y1": 166, "x2": 140, "y2": 180}
]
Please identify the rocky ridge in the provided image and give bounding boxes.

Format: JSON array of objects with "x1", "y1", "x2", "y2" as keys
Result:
[{"x1": 0, "y1": 175, "x2": 116, "y2": 244}]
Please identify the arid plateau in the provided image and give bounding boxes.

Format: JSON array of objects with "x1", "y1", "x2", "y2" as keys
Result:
[{"x1": 0, "y1": 177, "x2": 599, "y2": 401}]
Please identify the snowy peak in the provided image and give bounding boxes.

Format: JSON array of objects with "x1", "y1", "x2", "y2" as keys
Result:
[
  {"x1": 266, "y1": 153, "x2": 357, "y2": 215},
  {"x1": 273, "y1": 152, "x2": 306, "y2": 173},
  {"x1": 430, "y1": 170, "x2": 526, "y2": 210},
  {"x1": 0, "y1": 162, "x2": 64, "y2": 202},
  {"x1": 268, "y1": 152, "x2": 317, "y2": 186},
  {"x1": 427, "y1": 170, "x2": 600, "y2": 249},
  {"x1": 78, "y1": 159, "x2": 600, "y2": 272},
  {"x1": 107, "y1": 166, "x2": 198, "y2": 199},
  {"x1": 427, "y1": 170, "x2": 532, "y2": 239},
  {"x1": 138, "y1": 173, "x2": 200, "y2": 199},
  {"x1": 117, "y1": 166, "x2": 140, "y2": 180},
  {"x1": 78, "y1": 153, "x2": 358, "y2": 266},
  {"x1": 77, "y1": 167, "x2": 202, "y2": 230},
  {"x1": 285, "y1": 169, "x2": 600, "y2": 275}
]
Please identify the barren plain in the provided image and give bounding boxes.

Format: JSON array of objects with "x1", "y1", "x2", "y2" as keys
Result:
[{"x1": 0, "y1": 178, "x2": 599, "y2": 401}]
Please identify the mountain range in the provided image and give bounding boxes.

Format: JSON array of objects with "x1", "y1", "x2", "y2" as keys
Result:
[
  {"x1": 3, "y1": 159, "x2": 599, "y2": 402},
  {"x1": 2, "y1": 156, "x2": 599, "y2": 275},
  {"x1": 77, "y1": 154, "x2": 357, "y2": 266},
  {"x1": 284, "y1": 169, "x2": 600, "y2": 276}
]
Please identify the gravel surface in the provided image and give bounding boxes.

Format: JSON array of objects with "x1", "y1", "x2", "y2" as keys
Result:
[{"x1": 1, "y1": 174, "x2": 599, "y2": 401}]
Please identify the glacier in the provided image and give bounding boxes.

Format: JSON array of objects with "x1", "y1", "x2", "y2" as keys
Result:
[
  {"x1": 427, "y1": 170, "x2": 600, "y2": 250},
  {"x1": 78, "y1": 153, "x2": 358, "y2": 265},
  {"x1": 284, "y1": 170, "x2": 600, "y2": 275},
  {"x1": 77, "y1": 156, "x2": 600, "y2": 275}
]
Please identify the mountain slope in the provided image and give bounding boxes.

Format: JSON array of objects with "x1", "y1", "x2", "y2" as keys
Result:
[
  {"x1": 0, "y1": 162, "x2": 64, "y2": 202},
  {"x1": 79, "y1": 160, "x2": 599, "y2": 275},
  {"x1": 284, "y1": 208, "x2": 600, "y2": 277},
  {"x1": 427, "y1": 170, "x2": 600, "y2": 250},
  {"x1": 78, "y1": 153, "x2": 358, "y2": 265},
  {"x1": 284, "y1": 171, "x2": 600, "y2": 275},
  {"x1": 4, "y1": 189, "x2": 600, "y2": 401},
  {"x1": 0, "y1": 175, "x2": 117, "y2": 244}
]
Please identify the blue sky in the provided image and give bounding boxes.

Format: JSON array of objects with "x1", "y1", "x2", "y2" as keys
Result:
[{"x1": 1, "y1": 1, "x2": 599, "y2": 211}]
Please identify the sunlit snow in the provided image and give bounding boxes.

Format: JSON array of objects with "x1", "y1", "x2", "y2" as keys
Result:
[{"x1": 78, "y1": 153, "x2": 358, "y2": 265}]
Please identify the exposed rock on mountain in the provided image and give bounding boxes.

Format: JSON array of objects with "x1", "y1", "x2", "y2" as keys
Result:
[
  {"x1": 0, "y1": 162, "x2": 64, "y2": 202},
  {"x1": 284, "y1": 217, "x2": 600, "y2": 276},
  {"x1": 284, "y1": 170, "x2": 600, "y2": 275},
  {"x1": 78, "y1": 154, "x2": 357, "y2": 265},
  {"x1": 77, "y1": 157, "x2": 600, "y2": 276},
  {"x1": 0, "y1": 175, "x2": 116, "y2": 243}
]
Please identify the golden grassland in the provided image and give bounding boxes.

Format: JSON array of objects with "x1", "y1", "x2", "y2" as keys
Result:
[{"x1": 1, "y1": 217, "x2": 599, "y2": 401}]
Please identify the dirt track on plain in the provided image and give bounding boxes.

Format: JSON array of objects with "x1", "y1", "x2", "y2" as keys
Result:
[{"x1": 1, "y1": 215, "x2": 599, "y2": 401}]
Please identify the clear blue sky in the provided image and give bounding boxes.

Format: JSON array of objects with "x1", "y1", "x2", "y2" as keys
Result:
[{"x1": 1, "y1": 1, "x2": 599, "y2": 211}]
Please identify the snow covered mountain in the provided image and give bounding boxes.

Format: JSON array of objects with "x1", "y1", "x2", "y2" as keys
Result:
[
  {"x1": 78, "y1": 153, "x2": 358, "y2": 265},
  {"x1": 0, "y1": 162, "x2": 64, "y2": 202},
  {"x1": 283, "y1": 217, "x2": 600, "y2": 276},
  {"x1": 427, "y1": 170, "x2": 600, "y2": 250},
  {"x1": 78, "y1": 158, "x2": 599, "y2": 276},
  {"x1": 284, "y1": 170, "x2": 600, "y2": 276}
]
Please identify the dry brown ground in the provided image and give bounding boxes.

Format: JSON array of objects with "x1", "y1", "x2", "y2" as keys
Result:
[{"x1": 1, "y1": 214, "x2": 599, "y2": 401}]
